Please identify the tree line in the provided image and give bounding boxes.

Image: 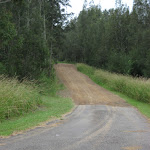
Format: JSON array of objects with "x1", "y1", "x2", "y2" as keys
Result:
[
  {"x1": 0, "y1": 0, "x2": 69, "y2": 79},
  {"x1": 1, "y1": 0, "x2": 150, "y2": 79},
  {"x1": 61, "y1": 0, "x2": 150, "y2": 78}
]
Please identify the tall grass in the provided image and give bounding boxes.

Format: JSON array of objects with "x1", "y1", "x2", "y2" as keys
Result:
[
  {"x1": 0, "y1": 75, "x2": 42, "y2": 121},
  {"x1": 0, "y1": 73, "x2": 74, "y2": 136},
  {"x1": 77, "y1": 63, "x2": 150, "y2": 103},
  {"x1": 38, "y1": 72, "x2": 64, "y2": 96}
]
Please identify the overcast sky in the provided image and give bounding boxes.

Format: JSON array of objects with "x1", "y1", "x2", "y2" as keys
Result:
[{"x1": 67, "y1": 0, "x2": 133, "y2": 17}]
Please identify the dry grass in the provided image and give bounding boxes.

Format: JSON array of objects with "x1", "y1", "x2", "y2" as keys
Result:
[
  {"x1": 0, "y1": 75, "x2": 42, "y2": 121},
  {"x1": 77, "y1": 63, "x2": 150, "y2": 103}
]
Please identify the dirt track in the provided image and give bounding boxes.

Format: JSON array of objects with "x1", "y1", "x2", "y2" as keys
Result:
[{"x1": 55, "y1": 64, "x2": 129, "y2": 106}]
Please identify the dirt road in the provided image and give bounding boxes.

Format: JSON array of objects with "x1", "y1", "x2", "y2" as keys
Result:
[
  {"x1": 55, "y1": 63, "x2": 129, "y2": 106},
  {"x1": 0, "y1": 63, "x2": 150, "y2": 150}
]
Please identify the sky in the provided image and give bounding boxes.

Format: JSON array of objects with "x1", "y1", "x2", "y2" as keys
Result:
[{"x1": 66, "y1": 0, "x2": 133, "y2": 17}]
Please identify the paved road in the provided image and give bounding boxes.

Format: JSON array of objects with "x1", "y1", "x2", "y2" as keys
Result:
[
  {"x1": 0, "y1": 105, "x2": 150, "y2": 150},
  {"x1": 0, "y1": 64, "x2": 150, "y2": 150}
]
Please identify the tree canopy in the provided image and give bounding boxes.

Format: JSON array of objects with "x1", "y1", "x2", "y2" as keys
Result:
[
  {"x1": 0, "y1": 0, "x2": 69, "y2": 79},
  {"x1": 60, "y1": 0, "x2": 150, "y2": 77},
  {"x1": 0, "y1": 0, "x2": 150, "y2": 79}
]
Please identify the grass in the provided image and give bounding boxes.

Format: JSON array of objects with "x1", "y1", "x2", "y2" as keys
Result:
[
  {"x1": 0, "y1": 74, "x2": 74, "y2": 136},
  {"x1": 0, "y1": 96, "x2": 73, "y2": 136},
  {"x1": 77, "y1": 63, "x2": 150, "y2": 118},
  {"x1": 0, "y1": 75, "x2": 42, "y2": 121}
]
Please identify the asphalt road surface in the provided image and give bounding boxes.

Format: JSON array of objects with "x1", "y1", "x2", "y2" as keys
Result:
[
  {"x1": 0, "y1": 105, "x2": 150, "y2": 150},
  {"x1": 0, "y1": 64, "x2": 150, "y2": 150}
]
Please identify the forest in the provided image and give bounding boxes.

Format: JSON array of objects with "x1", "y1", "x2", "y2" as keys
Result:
[
  {"x1": 62, "y1": 0, "x2": 150, "y2": 78},
  {"x1": 0, "y1": 0, "x2": 150, "y2": 79},
  {"x1": 0, "y1": 0, "x2": 70, "y2": 79}
]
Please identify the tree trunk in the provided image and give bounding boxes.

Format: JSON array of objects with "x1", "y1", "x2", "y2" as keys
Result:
[
  {"x1": 18, "y1": 10, "x2": 21, "y2": 32},
  {"x1": 49, "y1": 21, "x2": 53, "y2": 77},
  {"x1": 38, "y1": 0, "x2": 42, "y2": 17},
  {"x1": 43, "y1": 14, "x2": 47, "y2": 41},
  {"x1": 27, "y1": 0, "x2": 30, "y2": 31},
  {"x1": 43, "y1": 0, "x2": 47, "y2": 42}
]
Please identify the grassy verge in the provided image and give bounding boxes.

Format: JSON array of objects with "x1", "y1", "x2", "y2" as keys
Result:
[
  {"x1": 0, "y1": 74, "x2": 74, "y2": 136},
  {"x1": 77, "y1": 63, "x2": 150, "y2": 118},
  {"x1": 0, "y1": 76, "x2": 42, "y2": 121}
]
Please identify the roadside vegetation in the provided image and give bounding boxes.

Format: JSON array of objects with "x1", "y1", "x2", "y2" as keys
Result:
[
  {"x1": 0, "y1": 74, "x2": 74, "y2": 136},
  {"x1": 77, "y1": 63, "x2": 150, "y2": 118},
  {"x1": 0, "y1": 75, "x2": 42, "y2": 122},
  {"x1": 0, "y1": 0, "x2": 74, "y2": 136}
]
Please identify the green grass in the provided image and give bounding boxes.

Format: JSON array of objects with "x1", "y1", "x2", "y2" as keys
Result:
[
  {"x1": 115, "y1": 92, "x2": 150, "y2": 118},
  {"x1": 0, "y1": 96, "x2": 73, "y2": 136},
  {"x1": 77, "y1": 63, "x2": 150, "y2": 118},
  {"x1": 0, "y1": 74, "x2": 74, "y2": 136}
]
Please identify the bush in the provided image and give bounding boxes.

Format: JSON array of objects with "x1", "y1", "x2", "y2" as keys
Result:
[
  {"x1": 0, "y1": 63, "x2": 7, "y2": 74},
  {"x1": 38, "y1": 70, "x2": 64, "y2": 96}
]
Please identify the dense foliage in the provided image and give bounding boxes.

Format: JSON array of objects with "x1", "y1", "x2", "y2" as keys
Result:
[
  {"x1": 0, "y1": 0, "x2": 69, "y2": 79},
  {"x1": 1, "y1": 0, "x2": 150, "y2": 78},
  {"x1": 0, "y1": 0, "x2": 73, "y2": 123},
  {"x1": 61, "y1": 0, "x2": 150, "y2": 78}
]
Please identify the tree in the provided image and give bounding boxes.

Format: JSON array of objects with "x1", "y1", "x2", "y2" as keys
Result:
[
  {"x1": 61, "y1": 0, "x2": 150, "y2": 78},
  {"x1": 0, "y1": 0, "x2": 70, "y2": 79}
]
